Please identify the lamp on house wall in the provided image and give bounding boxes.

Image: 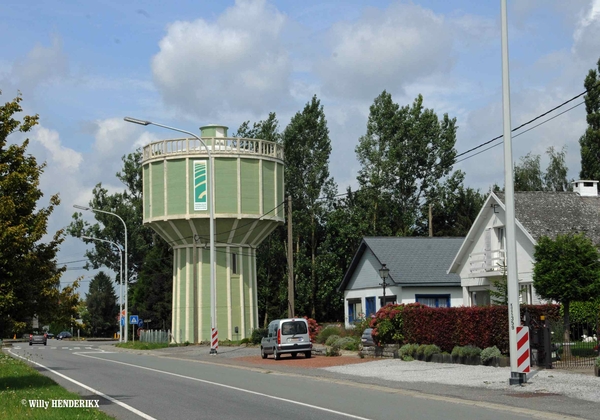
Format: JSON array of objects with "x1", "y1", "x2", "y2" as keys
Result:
[{"x1": 379, "y1": 263, "x2": 390, "y2": 307}]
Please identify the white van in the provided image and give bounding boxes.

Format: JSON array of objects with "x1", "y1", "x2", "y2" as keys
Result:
[{"x1": 261, "y1": 318, "x2": 312, "y2": 360}]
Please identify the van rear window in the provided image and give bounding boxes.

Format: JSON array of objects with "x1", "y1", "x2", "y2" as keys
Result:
[{"x1": 281, "y1": 321, "x2": 307, "y2": 335}]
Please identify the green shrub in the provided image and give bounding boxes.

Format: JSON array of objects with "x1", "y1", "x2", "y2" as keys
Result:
[
  {"x1": 399, "y1": 343, "x2": 419, "y2": 359},
  {"x1": 595, "y1": 356, "x2": 600, "y2": 368},
  {"x1": 480, "y1": 346, "x2": 502, "y2": 362},
  {"x1": 317, "y1": 326, "x2": 342, "y2": 344},
  {"x1": 451, "y1": 346, "x2": 461, "y2": 357},
  {"x1": 325, "y1": 334, "x2": 341, "y2": 346},
  {"x1": 250, "y1": 328, "x2": 268, "y2": 344},
  {"x1": 459, "y1": 345, "x2": 482, "y2": 357},
  {"x1": 240, "y1": 337, "x2": 251, "y2": 345},
  {"x1": 423, "y1": 344, "x2": 441, "y2": 358},
  {"x1": 326, "y1": 346, "x2": 341, "y2": 357},
  {"x1": 333, "y1": 336, "x2": 359, "y2": 351},
  {"x1": 416, "y1": 344, "x2": 428, "y2": 356}
]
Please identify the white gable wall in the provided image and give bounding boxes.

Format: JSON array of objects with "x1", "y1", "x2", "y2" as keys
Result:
[{"x1": 454, "y1": 197, "x2": 540, "y2": 306}]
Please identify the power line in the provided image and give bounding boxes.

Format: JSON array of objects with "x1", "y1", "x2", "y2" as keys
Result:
[{"x1": 456, "y1": 101, "x2": 585, "y2": 164}]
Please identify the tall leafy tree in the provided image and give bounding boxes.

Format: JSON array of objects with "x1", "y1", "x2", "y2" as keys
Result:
[
  {"x1": 355, "y1": 91, "x2": 458, "y2": 236},
  {"x1": 579, "y1": 58, "x2": 600, "y2": 183},
  {"x1": 533, "y1": 233, "x2": 600, "y2": 355},
  {"x1": 86, "y1": 272, "x2": 118, "y2": 337},
  {"x1": 283, "y1": 95, "x2": 336, "y2": 319},
  {"x1": 0, "y1": 91, "x2": 65, "y2": 337},
  {"x1": 513, "y1": 147, "x2": 569, "y2": 192},
  {"x1": 68, "y1": 151, "x2": 172, "y2": 330}
]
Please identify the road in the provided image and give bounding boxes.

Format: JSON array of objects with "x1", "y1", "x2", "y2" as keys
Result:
[{"x1": 4, "y1": 341, "x2": 588, "y2": 420}]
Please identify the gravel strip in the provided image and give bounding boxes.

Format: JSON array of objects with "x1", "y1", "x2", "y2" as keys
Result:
[{"x1": 322, "y1": 359, "x2": 600, "y2": 403}]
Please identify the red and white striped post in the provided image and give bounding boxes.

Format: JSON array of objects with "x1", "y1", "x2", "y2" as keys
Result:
[
  {"x1": 516, "y1": 326, "x2": 531, "y2": 373},
  {"x1": 211, "y1": 327, "x2": 218, "y2": 354}
]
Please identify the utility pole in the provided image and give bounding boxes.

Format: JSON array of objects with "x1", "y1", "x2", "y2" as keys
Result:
[
  {"x1": 287, "y1": 195, "x2": 294, "y2": 318},
  {"x1": 501, "y1": 0, "x2": 525, "y2": 385}
]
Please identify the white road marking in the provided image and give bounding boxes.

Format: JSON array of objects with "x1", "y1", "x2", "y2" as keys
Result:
[
  {"x1": 8, "y1": 349, "x2": 156, "y2": 420},
  {"x1": 76, "y1": 353, "x2": 373, "y2": 420},
  {"x1": 51, "y1": 347, "x2": 57, "y2": 349},
  {"x1": 73, "y1": 347, "x2": 80, "y2": 349}
]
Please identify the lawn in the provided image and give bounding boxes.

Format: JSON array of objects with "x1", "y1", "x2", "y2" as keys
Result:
[
  {"x1": 114, "y1": 341, "x2": 170, "y2": 350},
  {"x1": 0, "y1": 352, "x2": 115, "y2": 419}
]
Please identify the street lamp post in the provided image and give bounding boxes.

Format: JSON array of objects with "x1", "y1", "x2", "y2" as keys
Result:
[
  {"x1": 123, "y1": 116, "x2": 217, "y2": 354},
  {"x1": 80, "y1": 236, "x2": 124, "y2": 342},
  {"x1": 378, "y1": 263, "x2": 390, "y2": 308},
  {"x1": 73, "y1": 205, "x2": 128, "y2": 342}
]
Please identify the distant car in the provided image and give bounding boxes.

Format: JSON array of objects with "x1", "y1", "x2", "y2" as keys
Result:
[
  {"x1": 361, "y1": 328, "x2": 375, "y2": 347},
  {"x1": 46, "y1": 333, "x2": 55, "y2": 339},
  {"x1": 56, "y1": 331, "x2": 72, "y2": 340},
  {"x1": 29, "y1": 331, "x2": 47, "y2": 346}
]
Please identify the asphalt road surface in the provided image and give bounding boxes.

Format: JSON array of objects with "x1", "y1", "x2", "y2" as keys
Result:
[{"x1": 5, "y1": 342, "x2": 588, "y2": 420}]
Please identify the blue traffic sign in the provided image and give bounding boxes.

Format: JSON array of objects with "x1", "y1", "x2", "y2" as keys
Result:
[
  {"x1": 129, "y1": 315, "x2": 139, "y2": 325},
  {"x1": 120, "y1": 317, "x2": 125, "y2": 327},
  {"x1": 138, "y1": 319, "x2": 144, "y2": 327}
]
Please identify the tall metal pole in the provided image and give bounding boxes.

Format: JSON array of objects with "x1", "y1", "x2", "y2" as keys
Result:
[
  {"x1": 74, "y1": 205, "x2": 128, "y2": 342},
  {"x1": 123, "y1": 117, "x2": 217, "y2": 354},
  {"x1": 81, "y1": 236, "x2": 123, "y2": 342},
  {"x1": 500, "y1": 0, "x2": 524, "y2": 385},
  {"x1": 287, "y1": 195, "x2": 294, "y2": 318}
]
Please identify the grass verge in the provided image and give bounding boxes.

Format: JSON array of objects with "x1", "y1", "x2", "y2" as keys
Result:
[{"x1": 0, "y1": 352, "x2": 115, "y2": 419}]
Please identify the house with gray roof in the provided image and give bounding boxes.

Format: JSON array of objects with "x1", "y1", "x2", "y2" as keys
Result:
[
  {"x1": 338, "y1": 237, "x2": 464, "y2": 328},
  {"x1": 448, "y1": 180, "x2": 600, "y2": 307}
]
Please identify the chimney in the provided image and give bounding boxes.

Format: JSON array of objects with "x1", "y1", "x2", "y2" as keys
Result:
[{"x1": 572, "y1": 180, "x2": 598, "y2": 197}]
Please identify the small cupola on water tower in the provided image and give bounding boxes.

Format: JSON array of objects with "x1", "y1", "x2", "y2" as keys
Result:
[{"x1": 572, "y1": 180, "x2": 598, "y2": 197}]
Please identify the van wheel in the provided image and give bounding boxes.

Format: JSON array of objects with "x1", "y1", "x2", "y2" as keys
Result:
[
  {"x1": 291, "y1": 352, "x2": 297, "y2": 358},
  {"x1": 305, "y1": 351, "x2": 312, "y2": 358},
  {"x1": 261, "y1": 347, "x2": 267, "y2": 359},
  {"x1": 274, "y1": 348, "x2": 280, "y2": 360}
]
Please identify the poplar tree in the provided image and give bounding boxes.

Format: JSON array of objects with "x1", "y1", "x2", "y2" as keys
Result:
[
  {"x1": 0, "y1": 91, "x2": 65, "y2": 337},
  {"x1": 579, "y1": 58, "x2": 600, "y2": 183}
]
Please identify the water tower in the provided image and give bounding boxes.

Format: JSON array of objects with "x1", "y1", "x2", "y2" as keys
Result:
[{"x1": 141, "y1": 125, "x2": 284, "y2": 343}]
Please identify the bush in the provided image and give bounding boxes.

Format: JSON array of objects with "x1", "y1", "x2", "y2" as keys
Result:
[
  {"x1": 317, "y1": 326, "x2": 342, "y2": 344},
  {"x1": 451, "y1": 346, "x2": 461, "y2": 357},
  {"x1": 303, "y1": 316, "x2": 321, "y2": 343},
  {"x1": 325, "y1": 334, "x2": 341, "y2": 346},
  {"x1": 595, "y1": 356, "x2": 600, "y2": 368},
  {"x1": 333, "y1": 337, "x2": 359, "y2": 351},
  {"x1": 458, "y1": 345, "x2": 481, "y2": 358},
  {"x1": 399, "y1": 343, "x2": 419, "y2": 359},
  {"x1": 369, "y1": 304, "x2": 407, "y2": 345},
  {"x1": 480, "y1": 346, "x2": 502, "y2": 363},
  {"x1": 250, "y1": 328, "x2": 268, "y2": 345},
  {"x1": 423, "y1": 344, "x2": 441, "y2": 358},
  {"x1": 240, "y1": 337, "x2": 251, "y2": 345},
  {"x1": 416, "y1": 344, "x2": 428, "y2": 356},
  {"x1": 326, "y1": 346, "x2": 341, "y2": 357}
]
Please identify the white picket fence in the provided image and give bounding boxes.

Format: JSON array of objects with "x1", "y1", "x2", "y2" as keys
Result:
[{"x1": 140, "y1": 329, "x2": 170, "y2": 343}]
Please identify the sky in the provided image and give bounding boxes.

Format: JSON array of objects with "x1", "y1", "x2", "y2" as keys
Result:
[{"x1": 1, "y1": 0, "x2": 600, "y2": 296}]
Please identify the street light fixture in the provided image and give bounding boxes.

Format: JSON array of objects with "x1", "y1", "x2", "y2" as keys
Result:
[
  {"x1": 378, "y1": 263, "x2": 390, "y2": 308},
  {"x1": 73, "y1": 204, "x2": 129, "y2": 342},
  {"x1": 124, "y1": 116, "x2": 217, "y2": 354},
  {"x1": 80, "y1": 236, "x2": 124, "y2": 342}
]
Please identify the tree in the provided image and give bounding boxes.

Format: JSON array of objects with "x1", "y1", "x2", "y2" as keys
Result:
[
  {"x1": 68, "y1": 151, "x2": 172, "y2": 330},
  {"x1": 86, "y1": 272, "x2": 118, "y2": 337},
  {"x1": 533, "y1": 233, "x2": 600, "y2": 355},
  {"x1": 282, "y1": 95, "x2": 337, "y2": 319},
  {"x1": 50, "y1": 279, "x2": 82, "y2": 334},
  {"x1": 513, "y1": 147, "x2": 569, "y2": 192},
  {"x1": 233, "y1": 112, "x2": 281, "y2": 143},
  {"x1": 355, "y1": 91, "x2": 458, "y2": 236},
  {"x1": 0, "y1": 91, "x2": 65, "y2": 337},
  {"x1": 579, "y1": 58, "x2": 600, "y2": 183}
]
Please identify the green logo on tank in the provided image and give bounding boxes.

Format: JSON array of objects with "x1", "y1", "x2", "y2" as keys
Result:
[{"x1": 194, "y1": 160, "x2": 207, "y2": 211}]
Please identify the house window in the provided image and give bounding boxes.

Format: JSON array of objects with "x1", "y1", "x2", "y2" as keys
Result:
[
  {"x1": 415, "y1": 294, "x2": 450, "y2": 308},
  {"x1": 470, "y1": 290, "x2": 491, "y2": 306},
  {"x1": 520, "y1": 284, "x2": 533, "y2": 304},
  {"x1": 347, "y1": 299, "x2": 362, "y2": 323},
  {"x1": 231, "y1": 253, "x2": 238, "y2": 274},
  {"x1": 379, "y1": 295, "x2": 396, "y2": 307},
  {"x1": 497, "y1": 227, "x2": 504, "y2": 250},
  {"x1": 365, "y1": 297, "x2": 376, "y2": 317}
]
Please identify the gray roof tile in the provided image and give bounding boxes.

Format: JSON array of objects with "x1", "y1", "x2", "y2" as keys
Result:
[{"x1": 495, "y1": 192, "x2": 600, "y2": 244}]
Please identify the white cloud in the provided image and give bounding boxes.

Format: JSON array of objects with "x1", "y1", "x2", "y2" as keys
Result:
[
  {"x1": 572, "y1": 0, "x2": 600, "y2": 61},
  {"x1": 151, "y1": 0, "x2": 292, "y2": 119},
  {"x1": 31, "y1": 126, "x2": 83, "y2": 173},
  {"x1": 316, "y1": 2, "x2": 454, "y2": 101},
  {"x1": 10, "y1": 36, "x2": 68, "y2": 93},
  {"x1": 92, "y1": 118, "x2": 157, "y2": 156}
]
